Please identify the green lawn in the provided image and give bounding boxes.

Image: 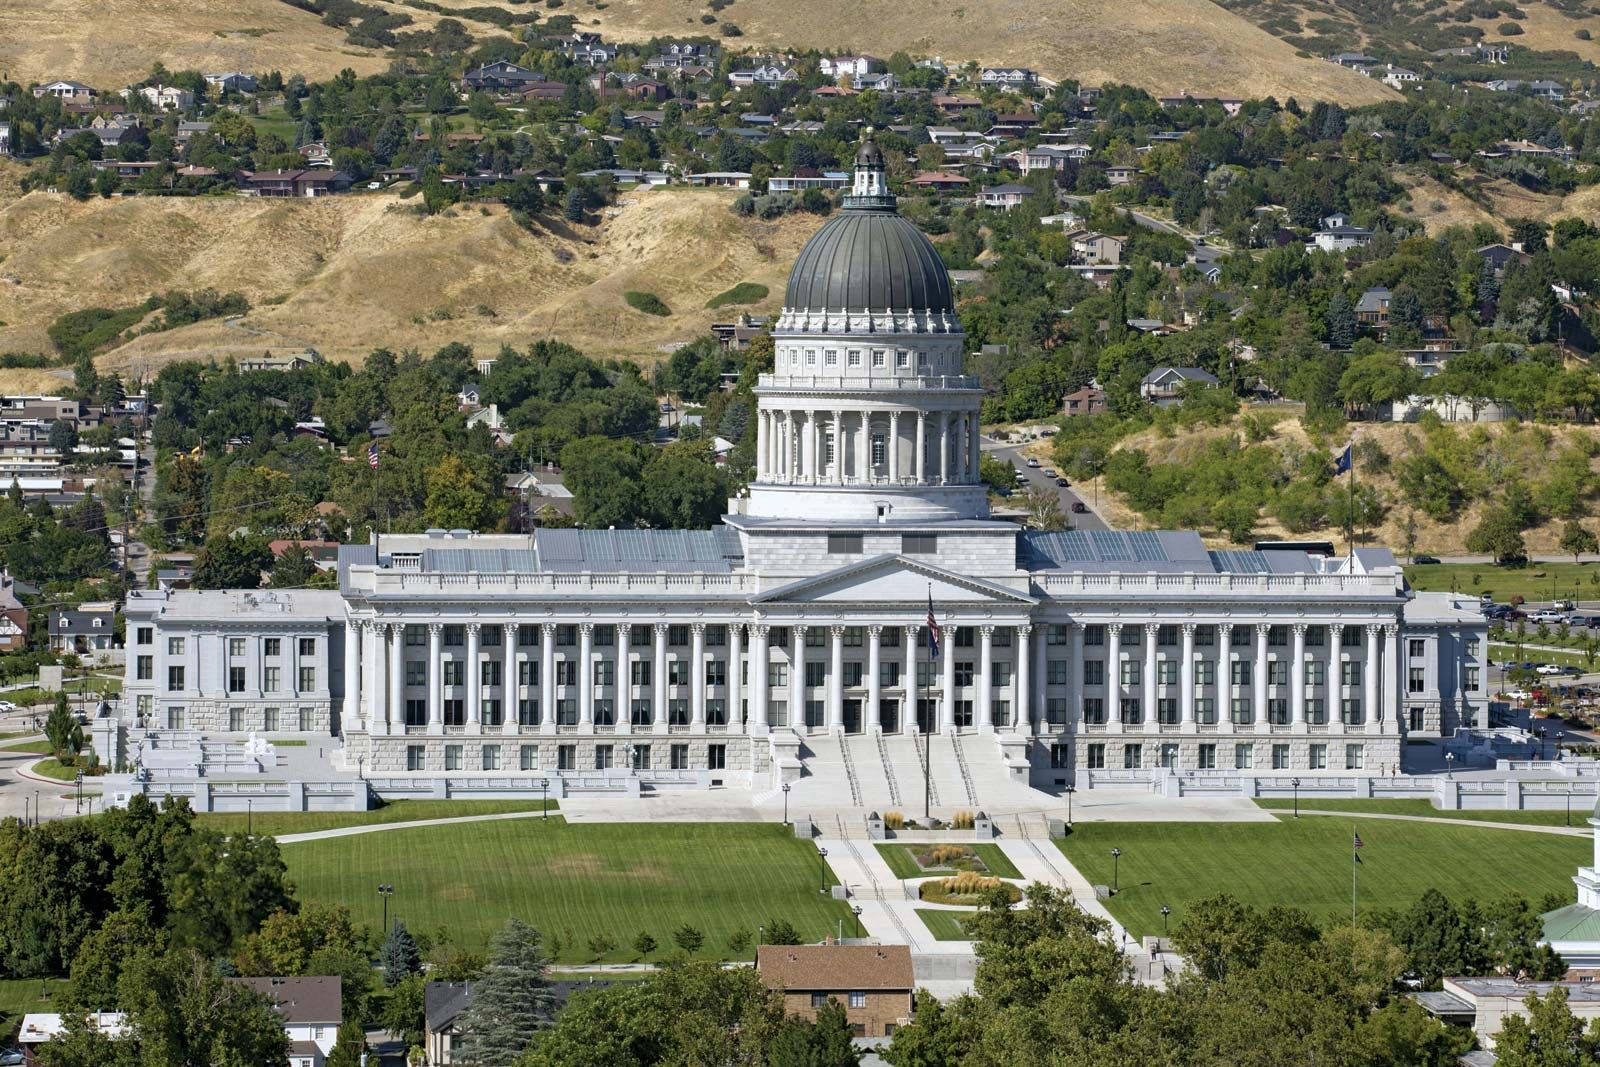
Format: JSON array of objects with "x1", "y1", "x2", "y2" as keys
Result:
[
  {"x1": 195, "y1": 798, "x2": 556, "y2": 836},
  {"x1": 0, "y1": 977, "x2": 66, "y2": 1031},
  {"x1": 875, "y1": 843, "x2": 1023, "y2": 880},
  {"x1": 29, "y1": 757, "x2": 87, "y2": 781},
  {"x1": 915, "y1": 909, "x2": 977, "y2": 941},
  {"x1": 1, "y1": 739, "x2": 51, "y2": 754},
  {"x1": 1253, "y1": 798, "x2": 1586, "y2": 827},
  {"x1": 1406, "y1": 561, "x2": 1600, "y2": 603},
  {"x1": 1490, "y1": 644, "x2": 1591, "y2": 669},
  {"x1": 1058, "y1": 819, "x2": 1587, "y2": 939},
  {"x1": 282, "y1": 821, "x2": 852, "y2": 962}
]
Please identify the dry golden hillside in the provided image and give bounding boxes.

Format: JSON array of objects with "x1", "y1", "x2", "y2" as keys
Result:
[
  {"x1": 0, "y1": 185, "x2": 809, "y2": 376},
  {"x1": 1395, "y1": 170, "x2": 1600, "y2": 236},
  {"x1": 0, "y1": 0, "x2": 1394, "y2": 104},
  {"x1": 1034, "y1": 411, "x2": 1600, "y2": 556}
]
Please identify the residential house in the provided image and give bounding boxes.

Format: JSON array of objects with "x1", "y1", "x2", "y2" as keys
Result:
[
  {"x1": 853, "y1": 72, "x2": 898, "y2": 92},
  {"x1": 686, "y1": 172, "x2": 751, "y2": 188},
  {"x1": 1039, "y1": 210, "x2": 1084, "y2": 229},
  {"x1": 1158, "y1": 93, "x2": 1245, "y2": 115},
  {"x1": 1414, "y1": 977, "x2": 1600, "y2": 1051},
  {"x1": 757, "y1": 943, "x2": 915, "y2": 1038},
  {"x1": 554, "y1": 33, "x2": 618, "y2": 67},
  {"x1": 1491, "y1": 139, "x2": 1575, "y2": 162},
  {"x1": 238, "y1": 170, "x2": 352, "y2": 197},
  {"x1": 1062, "y1": 385, "x2": 1108, "y2": 418},
  {"x1": 175, "y1": 121, "x2": 212, "y2": 144},
  {"x1": 1381, "y1": 65, "x2": 1422, "y2": 90},
  {"x1": 978, "y1": 183, "x2": 1030, "y2": 209},
  {"x1": 820, "y1": 55, "x2": 883, "y2": 80},
  {"x1": 728, "y1": 65, "x2": 799, "y2": 87},
  {"x1": 203, "y1": 72, "x2": 258, "y2": 94},
  {"x1": 1006, "y1": 144, "x2": 1083, "y2": 174},
  {"x1": 32, "y1": 80, "x2": 97, "y2": 103},
  {"x1": 1476, "y1": 243, "x2": 1529, "y2": 277},
  {"x1": 644, "y1": 43, "x2": 718, "y2": 75},
  {"x1": 941, "y1": 141, "x2": 996, "y2": 164},
  {"x1": 1309, "y1": 223, "x2": 1373, "y2": 253},
  {"x1": 130, "y1": 84, "x2": 194, "y2": 111},
  {"x1": 298, "y1": 141, "x2": 331, "y2": 165},
  {"x1": 18, "y1": 1013, "x2": 131, "y2": 1063},
  {"x1": 932, "y1": 93, "x2": 983, "y2": 113},
  {"x1": 924, "y1": 126, "x2": 970, "y2": 145},
  {"x1": 1140, "y1": 366, "x2": 1220, "y2": 406},
  {"x1": 767, "y1": 168, "x2": 849, "y2": 192},
  {"x1": 907, "y1": 170, "x2": 969, "y2": 191},
  {"x1": 1071, "y1": 232, "x2": 1125, "y2": 265},
  {"x1": 466, "y1": 404, "x2": 514, "y2": 446},
  {"x1": 0, "y1": 571, "x2": 27, "y2": 652},
  {"x1": 462, "y1": 61, "x2": 547, "y2": 93},
  {"x1": 1434, "y1": 42, "x2": 1508, "y2": 63},
  {"x1": 1106, "y1": 165, "x2": 1139, "y2": 186},
  {"x1": 238, "y1": 349, "x2": 325, "y2": 372},
  {"x1": 1329, "y1": 52, "x2": 1379, "y2": 68},
  {"x1": 229, "y1": 978, "x2": 342, "y2": 1065},
  {"x1": 1355, "y1": 287, "x2": 1391, "y2": 330},
  {"x1": 425, "y1": 981, "x2": 473, "y2": 1065},
  {"x1": 980, "y1": 67, "x2": 1039, "y2": 89},
  {"x1": 50, "y1": 602, "x2": 117, "y2": 659},
  {"x1": 1484, "y1": 78, "x2": 1565, "y2": 100},
  {"x1": 710, "y1": 314, "x2": 770, "y2": 351},
  {"x1": 267, "y1": 540, "x2": 342, "y2": 572},
  {"x1": 518, "y1": 81, "x2": 570, "y2": 101},
  {"x1": 0, "y1": 121, "x2": 11, "y2": 157}
]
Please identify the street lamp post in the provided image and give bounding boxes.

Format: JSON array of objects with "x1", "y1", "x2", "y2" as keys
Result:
[
  {"x1": 1568, "y1": 790, "x2": 1574, "y2": 827},
  {"x1": 1110, "y1": 847, "x2": 1122, "y2": 896},
  {"x1": 246, "y1": 798, "x2": 252, "y2": 835},
  {"x1": 1291, "y1": 777, "x2": 1300, "y2": 819},
  {"x1": 1445, "y1": 752, "x2": 1455, "y2": 779},
  {"x1": 1161, "y1": 905, "x2": 1171, "y2": 939},
  {"x1": 852, "y1": 905, "x2": 863, "y2": 939},
  {"x1": 783, "y1": 782, "x2": 792, "y2": 826},
  {"x1": 817, "y1": 846, "x2": 829, "y2": 895},
  {"x1": 378, "y1": 883, "x2": 393, "y2": 932},
  {"x1": 541, "y1": 777, "x2": 549, "y2": 819},
  {"x1": 1065, "y1": 784, "x2": 1075, "y2": 830}
]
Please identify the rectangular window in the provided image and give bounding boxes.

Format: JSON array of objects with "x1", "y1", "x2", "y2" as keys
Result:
[
  {"x1": 593, "y1": 661, "x2": 613, "y2": 686},
  {"x1": 1046, "y1": 660, "x2": 1069, "y2": 685},
  {"x1": 593, "y1": 699, "x2": 614, "y2": 726},
  {"x1": 1268, "y1": 626, "x2": 1288, "y2": 647},
  {"x1": 770, "y1": 663, "x2": 788, "y2": 687},
  {"x1": 1342, "y1": 661, "x2": 1362, "y2": 686},
  {"x1": 1341, "y1": 698, "x2": 1363, "y2": 725},
  {"x1": 1119, "y1": 698, "x2": 1141, "y2": 725},
  {"x1": 446, "y1": 625, "x2": 466, "y2": 647},
  {"x1": 955, "y1": 662, "x2": 974, "y2": 687},
  {"x1": 669, "y1": 625, "x2": 690, "y2": 647},
  {"x1": 827, "y1": 533, "x2": 863, "y2": 554},
  {"x1": 406, "y1": 625, "x2": 426, "y2": 647},
  {"x1": 706, "y1": 699, "x2": 727, "y2": 726},
  {"x1": 1157, "y1": 661, "x2": 1177, "y2": 686},
  {"x1": 669, "y1": 699, "x2": 689, "y2": 726},
  {"x1": 519, "y1": 625, "x2": 539, "y2": 647},
  {"x1": 1309, "y1": 744, "x2": 1327, "y2": 770},
  {"x1": 1466, "y1": 666, "x2": 1480, "y2": 691},
  {"x1": 594, "y1": 744, "x2": 613, "y2": 770},
  {"x1": 136, "y1": 655, "x2": 153, "y2": 680},
  {"x1": 299, "y1": 637, "x2": 316, "y2": 657},
  {"x1": 1304, "y1": 662, "x2": 1325, "y2": 686},
  {"x1": 521, "y1": 661, "x2": 539, "y2": 686},
  {"x1": 1195, "y1": 661, "x2": 1214, "y2": 686},
  {"x1": 482, "y1": 745, "x2": 501, "y2": 771},
  {"x1": 871, "y1": 433, "x2": 886, "y2": 466},
  {"x1": 445, "y1": 745, "x2": 462, "y2": 771},
  {"x1": 843, "y1": 663, "x2": 863, "y2": 688},
  {"x1": 264, "y1": 638, "x2": 281, "y2": 657},
  {"x1": 1267, "y1": 661, "x2": 1287, "y2": 687},
  {"x1": 1234, "y1": 743, "x2": 1253, "y2": 770},
  {"x1": 229, "y1": 637, "x2": 246, "y2": 657},
  {"x1": 880, "y1": 661, "x2": 901, "y2": 688},
  {"x1": 1046, "y1": 698, "x2": 1068, "y2": 726},
  {"x1": 849, "y1": 991, "x2": 867, "y2": 1008},
  {"x1": 1122, "y1": 744, "x2": 1142, "y2": 769},
  {"x1": 1466, "y1": 638, "x2": 1480, "y2": 659},
  {"x1": 1083, "y1": 625, "x2": 1105, "y2": 647},
  {"x1": 484, "y1": 626, "x2": 504, "y2": 647},
  {"x1": 1271, "y1": 743, "x2": 1289, "y2": 769},
  {"x1": 1231, "y1": 659, "x2": 1251, "y2": 686},
  {"x1": 298, "y1": 707, "x2": 314, "y2": 731},
  {"x1": 519, "y1": 698, "x2": 539, "y2": 726},
  {"x1": 805, "y1": 662, "x2": 826, "y2": 688},
  {"x1": 520, "y1": 745, "x2": 539, "y2": 771},
  {"x1": 406, "y1": 745, "x2": 426, "y2": 771},
  {"x1": 229, "y1": 707, "x2": 244, "y2": 731},
  {"x1": 405, "y1": 699, "x2": 426, "y2": 727},
  {"x1": 558, "y1": 744, "x2": 576, "y2": 770},
  {"x1": 993, "y1": 662, "x2": 1012, "y2": 687},
  {"x1": 228, "y1": 666, "x2": 246, "y2": 693},
  {"x1": 298, "y1": 666, "x2": 315, "y2": 691},
  {"x1": 707, "y1": 743, "x2": 727, "y2": 770},
  {"x1": 1157, "y1": 625, "x2": 1177, "y2": 647},
  {"x1": 671, "y1": 744, "x2": 689, "y2": 770},
  {"x1": 1197, "y1": 743, "x2": 1216, "y2": 769},
  {"x1": 406, "y1": 661, "x2": 426, "y2": 687},
  {"x1": 261, "y1": 707, "x2": 278, "y2": 731},
  {"x1": 444, "y1": 662, "x2": 464, "y2": 687},
  {"x1": 1156, "y1": 698, "x2": 1177, "y2": 725},
  {"x1": 481, "y1": 661, "x2": 501, "y2": 687},
  {"x1": 669, "y1": 661, "x2": 690, "y2": 686},
  {"x1": 901, "y1": 533, "x2": 937, "y2": 554},
  {"x1": 263, "y1": 667, "x2": 279, "y2": 693},
  {"x1": 1409, "y1": 667, "x2": 1426, "y2": 693},
  {"x1": 1082, "y1": 660, "x2": 1104, "y2": 686},
  {"x1": 1305, "y1": 627, "x2": 1325, "y2": 648},
  {"x1": 557, "y1": 662, "x2": 578, "y2": 687},
  {"x1": 556, "y1": 699, "x2": 577, "y2": 727},
  {"x1": 631, "y1": 699, "x2": 652, "y2": 726},
  {"x1": 1082, "y1": 697, "x2": 1105, "y2": 724},
  {"x1": 873, "y1": 348, "x2": 887, "y2": 369},
  {"x1": 1159, "y1": 743, "x2": 1178, "y2": 769},
  {"x1": 630, "y1": 661, "x2": 649, "y2": 686},
  {"x1": 1231, "y1": 698, "x2": 1253, "y2": 725},
  {"x1": 1195, "y1": 697, "x2": 1216, "y2": 724},
  {"x1": 1409, "y1": 639, "x2": 1425, "y2": 659},
  {"x1": 1120, "y1": 660, "x2": 1139, "y2": 687},
  {"x1": 706, "y1": 661, "x2": 726, "y2": 687},
  {"x1": 1345, "y1": 744, "x2": 1365, "y2": 770},
  {"x1": 137, "y1": 626, "x2": 152, "y2": 646},
  {"x1": 1267, "y1": 698, "x2": 1288, "y2": 725},
  {"x1": 1086, "y1": 743, "x2": 1106, "y2": 769},
  {"x1": 445, "y1": 699, "x2": 465, "y2": 726},
  {"x1": 167, "y1": 637, "x2": 185, "y2": 656},
  {"x1": 632, "y1": 746, "x2": 651, "y2": 770}
]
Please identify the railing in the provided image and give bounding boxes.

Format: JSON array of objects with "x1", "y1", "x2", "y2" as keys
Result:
[
  {"x1": 876, "y1": 732, "x2": 902, "y2": 808},
  {"x1": 354, "y1": 570, "x2": 759, "y2": 596},
  {"x1": 1037, "y1": 572, "x2": 1403, "y2": 596},
  {"x1": 950, "y1": 734, "x2": 979, "y2": 807},
  {"x1": 838, "y1": 736, "x2": 863, "y2": 807},
  {"x1": 757, "y1": 373, "x2": 981, "y2": 392}
]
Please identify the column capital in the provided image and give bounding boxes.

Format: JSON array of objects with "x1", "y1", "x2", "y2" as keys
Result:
[
  {"x1": 1108, "y1": 621, "x2": 1123, "y2": 635},
  {"x1": 465, "y1": 621, "x2": 482, "y2": 635},
  {"x1": 383, "y1": 621, "x2": 401, "y2": 637},
  {"x1": 502, "y1": 620, "x2": 517, "y2": 634},
  {"x1": 1383, "y1": 623, "x2": 1400, "y2": 637},
  {"x1": 1144, "y1": 621, "x2": 1159, "y2": 636},
  {"x1": 979, "y1": 624, "x2": 996, "y2": 639},
  {"x1": 427, "y1": 621, "x2": 443, "y2": 635},
  {"x1": 653, "y1": 621, "x2": 669, "y2": 635},
  {"x1": 1016, "y1": 622, "x2": 1033, "y2": 637},
  {"x1": 690, "y1": 621, "x2": 706, "y2": 635},
  {"x1": 903, "y1": 622, "x2": 921, "y2": 638},
  {"x1": 728, "y1": 622, "x2": 744, "y2": 638},
  {"x1": 829, "y1": 623, "x2": 846, "y2": 639},
  {"x1": 752, "y1": 622, "x2": 771, "y2": 639},
  {"x1": 866, "y1": 624, "x2": 883, "y2": 638},
  {"x1": 1180, "y1": 622, "x2": 1197, "y2": 635},
  {"x1": 1255, "y1": 622, "x2": 1271, "y2": 636},
  {"x1": 1292, "y1": 622, "x2": 1308, "y2": 636},
  {"x1": 541, "y1": 621, "x2": 557, "y2": 636},
  {"x1": 578, "y1": 621, "x2": 594, "y2": 636}
]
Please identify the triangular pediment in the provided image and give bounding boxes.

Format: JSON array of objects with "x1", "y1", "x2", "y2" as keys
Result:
[{"x1": 753, "y1": 554, "x2": 1034, "y2": 606}]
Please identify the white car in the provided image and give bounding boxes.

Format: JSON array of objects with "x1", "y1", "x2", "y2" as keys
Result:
[
  {"x1": 1536, "y1": 663, "x2": 1564, "y2": 675},
  {"x1": 1026, "y1": 457, "x2": 1041, "y2": 468},
  {"x1": 1530, "y1": 610, "x2": 1567, "y2": 624},
  {"x1": 0, "y1": 700, "x2": 17, "y2": 713}
]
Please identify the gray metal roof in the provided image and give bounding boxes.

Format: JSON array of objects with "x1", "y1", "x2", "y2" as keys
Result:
[
  {"x1": 1021, "y1": 531, "x2": 1321, "y2": 575},
  {"x1": 784, "y1": 203, "x2": 954, "y2": 314},
  {"x1": 532, "y1": 527, "x2": 742, "y2": 573}
]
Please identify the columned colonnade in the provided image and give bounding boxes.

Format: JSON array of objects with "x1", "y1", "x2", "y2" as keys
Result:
[{"x1": 754, "y1": 406, "x2": 982, "y2": 485}]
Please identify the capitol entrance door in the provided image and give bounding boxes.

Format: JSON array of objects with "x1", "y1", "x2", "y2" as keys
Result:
[
  {"x1": 843, "y1": 699, "x2": 862, "y2": 734},
  {"x1": 878, "y1": 699, "x2": 899, "y2": 733},
  {"x1": 915, "y1": 698, "x2": 937, "y2": 734}
]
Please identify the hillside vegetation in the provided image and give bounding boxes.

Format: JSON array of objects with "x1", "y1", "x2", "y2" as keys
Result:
[
  {"x1": 0, "y1": 187, "x2": 807, "y2": 378},
  {"x1": 0, "y1": 0, "x2": 1392, "y2": 105},
  {"x1": 1048, "y1": 406, "x2": 1600, "y2": 557}
]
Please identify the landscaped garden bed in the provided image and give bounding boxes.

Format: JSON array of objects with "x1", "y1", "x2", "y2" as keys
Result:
[{"x1": 917, "y1": 872, "x2": 1022, "y2": 906}]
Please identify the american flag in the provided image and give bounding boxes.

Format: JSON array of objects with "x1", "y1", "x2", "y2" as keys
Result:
[
  {"x1": 926, "y1": 590, "x2": 941, "y2": 659},
  {"x1": 367, "y1": 441, "x2": 381, "y2": 470},
  {"x1": 1353, "y1": 830, "x2": 1364, "y2": 864}
]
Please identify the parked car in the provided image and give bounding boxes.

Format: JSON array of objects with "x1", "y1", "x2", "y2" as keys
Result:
[
  {"x1": 1530, "y1": 610, "x2": 1568, "y2": 623},
  {"x1": 1536, "y1": 663, "x2": 1564, "y2": 675},
  {"x1": 0, "y1": 700, "x2": 17, "y2": 713},
  {"x1": 1413, "y1": 555, "x2": 1441, "y2": 565},
  {"x1": 1072, "y1": 501, "x2": 1088, "y2": 514}
]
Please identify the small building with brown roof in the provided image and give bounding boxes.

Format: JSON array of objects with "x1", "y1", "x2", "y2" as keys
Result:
[{"x1": 756, "y1": 943, "x2": 914, "y2": 1038}]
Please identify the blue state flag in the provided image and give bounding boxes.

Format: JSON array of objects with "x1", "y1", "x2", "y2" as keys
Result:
[{"x1": 1333, "y1": 444, "x2": 1352, "y2": 475}]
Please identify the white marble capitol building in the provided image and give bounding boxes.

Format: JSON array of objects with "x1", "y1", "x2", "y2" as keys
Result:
[{"x1": 120, "y1": 139, "x2": 1487, "y2": 795}]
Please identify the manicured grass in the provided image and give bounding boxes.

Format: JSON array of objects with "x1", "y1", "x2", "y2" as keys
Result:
[
  {"x1": 0, "y1": 977, "x2": 66, "y2": 1030},
  {"x1": 283, "y1": 821, "x2": 853, "y2": 962},
  {"x1": 915, "y1": 909, "x2": 976, "y2": 941},
  {"x1": 195, "y1": 798, "x2": 556, "y2": 836},
  {"x1": 624, "y1": 290, "x2": 671, "y2": 316},
  {"x1": 1406, "y1": 561, "x2": 1600, "y2": 604},
  {"x1": 1, "y1": 739, "x2": 51, "y2": 754},
  {"x1": 705, "y1": 281, "x2": 769, "y2": 309},
  {"x1": 1058, "y1": 819, "x2": 1587, "y2": 939},
  {"x1": 1490, "y1": 643, "x2": 1590, "y2": 669},
  {"x1": 874, "y1": 843, "x2": 1023, "y2": 880},
  {"x1": 1253, "y1": 798, "x2": 1585, "y2": 826},
  {"x1": 29, "y1": 757, "x2": 88, "y2": 781}
]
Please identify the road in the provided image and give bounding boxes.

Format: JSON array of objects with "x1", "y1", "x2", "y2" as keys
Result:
[{"x1": 981, "y1": 437, "x2": 1109, "y2": 531}]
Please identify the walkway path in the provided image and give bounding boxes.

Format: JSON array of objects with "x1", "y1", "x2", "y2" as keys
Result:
[
  {"x1": 1281, "y1": 808, "x2": 1589, "y2": 837},
  {"x1": 276, "y1": 808, "x2": 562, "y2": 844},
  {"x1": 813, "y1": 835, "x2": 955, "y2": 956}
]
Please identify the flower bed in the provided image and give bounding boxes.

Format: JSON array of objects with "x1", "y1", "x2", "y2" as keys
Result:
[
  {"x1": 918, "y1": 872, "x2": 1022, "y2": 906},
  {"x1": 913, "y1": 844, "x2": 989, "y2": 873}
]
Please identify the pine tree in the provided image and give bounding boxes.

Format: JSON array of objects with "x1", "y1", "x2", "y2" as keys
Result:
[
  {"x1": 564, "y1": 188, "x2": 586, "y2": 223},
  {"x1": 453, "y1": 919, "x2": 555, "y2": 1067},
  {"x1": 380, "y1": 921, "x2": 422, "y2": 987},
  {"x1": 45, "y1": 692, "x2": 82, "y2": 762},
  {"x1": 1326, "y1": 290, "x2": 1356, "y2": 349}
]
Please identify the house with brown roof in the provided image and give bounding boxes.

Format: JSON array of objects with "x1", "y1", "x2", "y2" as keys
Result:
[
  {"x1": 0, "y1": 570, "x2": 27, "y2": 652},
  {"x1": 907, "y1": 170, "x2": 969, "y2": 191},
  {"x1": 1062, "y1": 385, "x2": 1107, "y2": 418},
  {"x1": 756, "y1": 943, "x2": 914, "y2": 1038},
  {"x1": 232, "y1": 976, "x2": 343, "y2": 1066}
]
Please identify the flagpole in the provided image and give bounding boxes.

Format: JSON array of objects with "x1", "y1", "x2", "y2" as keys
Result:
[
  {"x1": 1351, "y1": 823, "x2": 1358, "y2": 923},
  {"x1": 1347, "y1": 441, "x2": 1356, "y2": 555},
  {"x1": 924, "y1": 583, "x2": 932, "y2": 822}
]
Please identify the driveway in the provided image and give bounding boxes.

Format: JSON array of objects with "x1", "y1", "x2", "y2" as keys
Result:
[{"x1": 980, "y1": 437, "x2": 1110, "y2": 531}]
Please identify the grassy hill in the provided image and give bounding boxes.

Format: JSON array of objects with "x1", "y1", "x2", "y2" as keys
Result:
[
  {"x1": 1391, "y1": 168, "x2": 1600, "y2": 234},
  {"x1": 0, "y1": 186, "x2": 808, "y2": 385},
  {"x1": 0, "y1": 0, "x2": 1393, "y2": 104}
]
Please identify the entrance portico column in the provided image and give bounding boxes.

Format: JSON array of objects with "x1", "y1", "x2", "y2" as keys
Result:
[
  {"x1": 385, "y1": 623, "x2": 402, "y2": 737},
  {"x1": 1107, "y1": 623, "x2": 1122, "y2": 730},
  {"x1": 977, "y1": 625, "x2": 994, "y2": 732},
  {"x1": 728, "y1": 623, "x2": 743, "y2": 730},
  {"x1": 783, "y1": 411, "x2": 795, "y2": 483},
  {"x1": 1015, "y1": 623, "x2": 1031, "y2": 734},
  {"x1": 427, "y1": 622, "x2": 443, "y2": 735},
  {"x1": 690, "y1": 623, "x2": 706, "y2": 731},
  {"x1": 1253, "y1": 623, "x2": 1270, "y2": 733},
  {"x1": 502, "y1": 623, "x2": 518, "y2": 736},
  {"x1": 1383, "y1": 623, "x2": 1401, "y2": 731},
  {"x1": 751, "y1": 624, "x2": 770, "y2": 734},
  {"x1": 827, "y1": 624, "x2": 845, "y2": 734},
  {"x1": 940, "y1": 631, "x2": 956, "y2": 733},
  {"x1": 577, "y1": 623, "x2": 593, "y2": 734},
  {"x1": 367, "y1": 621, "x2": 386, "y2": 735},
  {"x1": 616, "y1": 622, "x2": 632, "y2": 736},
  {"x1": 652, "y1": 623, "x2": 668, "y2": 732},
  {"x1": 342, "y1": 619, "x2": 360, "y2": 731},
  {"x1": 915, "y1": 413, "x2": 927, "y2": 483},
  {"x1": 1142, "y1": 623, "x2": 1158, "y2": 730},
  {"x1": 889, "y1": 412, "x2": 901, "y2": 483},
  {"x1": 832, "y1": 410, "x2": 845, "y2": 484},
  {"x1": 791, "y1": 625, "x2": 808, "y2": 732},
  {"x1": 756, "y1": 409, "x2": 769, "y2": 480},
  {"x1": 540, "y1": 623, "x2": 556, "y2": 735},
  {"x1": 867, "y1": 625, "x2": 882, "y2": 734},
  {"x1": 1180, "y1": 623, "x2": 1196, "y2": 728},
  {"x1": 969, "y1": 412, "x2": 981, "y2": 482},
  {"x1": 465, "y1": 622, "x2": 482, "y2": 735},
  {"x1": 937, "y1": 411, "x2": 950, "y2": 484},
  {"x1": 903, "y1": 624, "x2": 920, "y2": 734},
  {"x1": 1364, "y1": 623, "x2": 1381, "y2": 733}
]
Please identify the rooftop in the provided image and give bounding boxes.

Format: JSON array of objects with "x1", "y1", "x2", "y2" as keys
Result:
[
  {"x1": 233, "y1": 976, "x2": 342, "y2": 1024},
  {"x1": 757, "y1": 944, "x2": 913, "y2": 990}
]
